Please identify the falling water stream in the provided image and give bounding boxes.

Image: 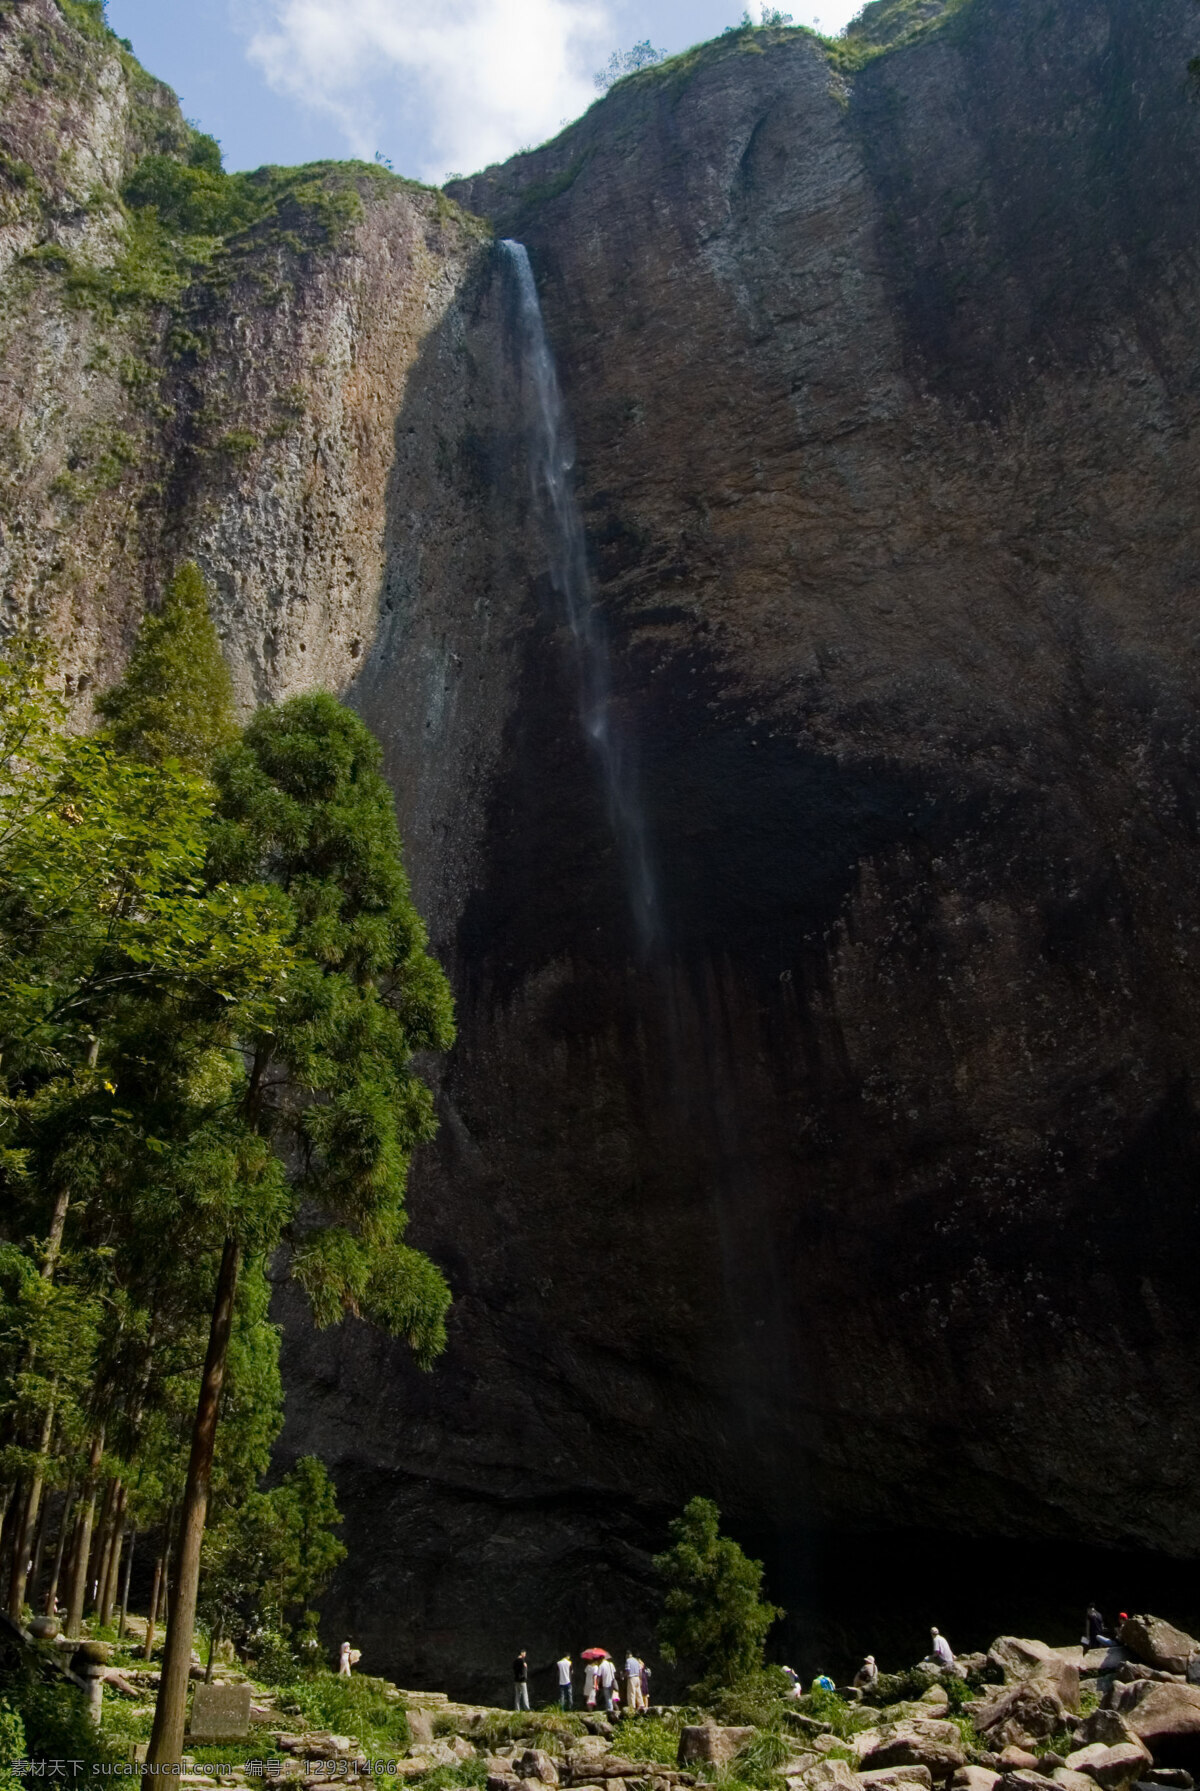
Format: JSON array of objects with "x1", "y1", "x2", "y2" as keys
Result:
[
  {"x1": 500, "y1": 245, "x2": 800, "y2": 1594},
  {"x1": 501, "y1": 239, "x2": 660, "y2": 956}
]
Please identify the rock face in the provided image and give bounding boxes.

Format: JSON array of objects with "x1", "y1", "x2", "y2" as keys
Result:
[{"x1": 8, "y1": 0, "x2": 1200, "y2": 1706}]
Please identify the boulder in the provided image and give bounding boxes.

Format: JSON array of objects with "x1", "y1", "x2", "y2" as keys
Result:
[
  {"x1": 1077, "y1": 1715, "x2": 1143, "y2": 1752},
  {"x1": 856, "y1": 1721, "x2": 967, "y2": 1782},
  {"x1": 996, "y1": 1772, "x2": 1059, "y2": 1791},
  {"x1": 992, "y1": 1643, "x2": 1063, "y2": 1684},
  {"x1": 858, "y1": 1770, "x2": 934, "y2": 1791},
  {"x1": 678, "y1": 1728, "x2": 757, "y2": 1767},
  {"x1": 950, "y1": 1771, "x2": 1000, "y2": 1791},
  {"x1": 975, "y1": 1684, "x2": 1074, "y2": 1746},
  {"x1": 1120, "y1": 1623, "x2": 1200, "y2": 1680},
  {"x1": 517, "y1": 1753, "x2": 560, "y2": 1785},
  {"x1": 408, "y1": 1712, "x2": 436, "y2": 1746},
  {"x1": 922, "y1": 1691, "x2": 951, "y2": 1711},
  {"x1": 1052, "y1": 1774, "x2": 1097, "y2": 1791},
  {"x1": 981, "y1": 1653, "x2": 1079, "y2": 1720},
  {"x1": 1117, "y1": 1685, "x2": 1200, "y2": 1766},
  {"x1": 1063, "y1": 1743, "x2": 1152, "y2": 1790},
  {"x1": 407, "y1": 1741, "x2": 464, "y2": 1769},
  {"x1": 487, "y1": 1778, "x2": 520, "y2": 1791},
  {"x1": 784, "y1": 1755, "x2": 824, "y2": 1779},
  {"x1": 785, "y1": 1762, "x2": 857, "y2": 1791},
  {"x1": 998, "y1": 1752, "x2": 1040, "y2": 1771},
  {"x1": 1140, "y1": 1774, "x2": 1194, "y2": 1788}
]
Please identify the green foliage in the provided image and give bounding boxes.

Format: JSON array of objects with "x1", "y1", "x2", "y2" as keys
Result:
[
  {"x1": 122, "y1": 153, "x2": 260, "y2": 239},
  {"x1": 615, "y1": 1716, "x2": 680, "y2": 1764},
  {"x1": 0, "y1": 1661, "x2": 114, "y2": 1768},
  {"x1": 827, "y1": 0, "x2": 974, "y2": 69},
  {"x1": 217, "y1": 429, "x2": 259, "y2": 458},
  {"x1": 0, "y1": 635, "x2": 287, "y2": 1087},
  {"x1": 733, "y1": 1727, "x2": 796, "y2": 1787},
  {"x1": 202, "y1": 1451, "x2": 345, "y2": 1649},
  {"x1": 654, "y1": 1497, "x2": 783, "y2": 1697},
  {"x1": 96, "y1": 562, "x2": 237, "y2": 772},
  {"x1": 866, "y1": 1668, "x2": 973, "y2": 1710},
  {"x1": 801, "y1": 1685, "x2": 865, "y2": 1740},
  {"x1": 410, "y1": 1765, "x2": 488, "y2": 1791},
  {"x1": 702, "y1": 1668, "x2": 796, "y2": 1728},
  {"x1": 0, "y1": 1702, "x2": 25, "y2": 1791},
  {"x1": 594, "y1": 39, "x2": 667, "y2": 91},
  {"x1": 209, "y1": 694, "x2": 456, "y2": 1357},
  {"x1": 269, "y1": 1674, "x2": 410, "y2": 1754},
  {"x1": 53, "y1": 0, "x2": 111, "y2": 43}
]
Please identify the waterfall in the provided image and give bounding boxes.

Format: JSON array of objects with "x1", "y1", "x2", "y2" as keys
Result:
[{"x1": 501, "y1": 239, "x2": 660, "y2": 956}]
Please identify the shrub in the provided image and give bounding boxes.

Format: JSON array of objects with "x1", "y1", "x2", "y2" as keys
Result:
[
  {"x1": 703, "y1": 1668, "x2": 796, "y2": 1729},
  {"x1": 0, "y1": 1703, "x2": 26, "y2": 1791},
  {"x1": 618, "y1": 1716, "x2": 681, "y2": 1764},
  {"x1": 269, "y1": 1675, "x2": 410, "y2": 1753},
  {"x1": 734, "y1": 1728, "x2": 797, "y2": 1787}
]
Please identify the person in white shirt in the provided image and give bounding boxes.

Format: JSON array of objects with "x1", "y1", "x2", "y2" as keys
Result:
[
  {"x1": 598, "y1": 1654, "x2": 616, "y2": 1711},
  {"x1": 557, "y1": 1654, "x2": 573, "y2": 1710},
  {"x1": 625, "y1": 1652, "x2": 643, "y2": 1711},
  {"x1": 928, "y1": 1628, "x2": 960, "y2": 1673},
  {"x1": 583, "y1": 1660, "x2": 598, "y2": 1708}
]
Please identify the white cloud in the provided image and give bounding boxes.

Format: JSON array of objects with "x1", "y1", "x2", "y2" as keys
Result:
[{"x1": 244, "y1": 0, "x2": 613, "y2": 184}]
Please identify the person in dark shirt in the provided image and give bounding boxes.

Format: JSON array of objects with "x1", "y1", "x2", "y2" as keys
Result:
[
  {"x1": 1085, "y1": 1606, "x2": 1113, "y2": 1649},
  {"x1": 514, "y1": 1649, "x2": 530, "y2": 1711}
]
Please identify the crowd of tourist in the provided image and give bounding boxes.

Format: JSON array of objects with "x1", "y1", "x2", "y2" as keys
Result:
[
  {"x1": 507, "y1": 1607, "x2": 1122, "y2": 1715},
  {"x1": 514, "y1": 1651, "x2": 652, "y2": 1712}
]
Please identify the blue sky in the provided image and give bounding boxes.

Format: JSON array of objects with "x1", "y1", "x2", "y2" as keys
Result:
[{"x1": 104, "y1": 0, "x2": 865, "y2": 187}]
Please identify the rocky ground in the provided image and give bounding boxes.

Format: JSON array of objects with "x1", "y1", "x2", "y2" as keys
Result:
[{"x1": 57, "y1": 1610, "x2": 1200, "y2": 1791}]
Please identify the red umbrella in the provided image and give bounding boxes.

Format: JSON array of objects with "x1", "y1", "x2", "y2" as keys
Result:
[{"x1": 581, "y1": 1648, "x2": 610, "y2": 1660}]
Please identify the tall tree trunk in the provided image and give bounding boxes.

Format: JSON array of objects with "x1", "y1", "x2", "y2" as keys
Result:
[
  {"x1": 9, "y1": 1394, "x2": 55, "y2": 1618},
  {"x1": 142, "y1": 1552, "x2": 163, "y2": 1661},
  {"x1": 41, "y1": 1186, "x2": 71, "y2": 1281},
  {"x1": 65, "y1": 1429, "x2": 104, "y2": 1638},
  {"x1": 117, "y1": 1527, "x2": 136, "y2": 1638},
  {"x1": 89, "y1": 1477, "x2": 118, "y2": 1615},
  {"x1": 100, "y1": 1485, "x2": 126, "y2": 1625},
  {"x1": 27, "y1": 1483, "x2": 51, "y2": 1605},
  {"x1": 45, "y1": 1478, "x2": 75, "y2": 1616},
  {"x1": 147, "y1": 1237, "x2": 241, "y2": 1767}
]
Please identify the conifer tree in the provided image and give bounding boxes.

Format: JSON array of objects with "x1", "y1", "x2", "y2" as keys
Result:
[
  {"x1": 96, "y1": 562, "x2": 237, "y2": 772},
  {"x1": 654, "y1": 1497, "x2": 783, "y2": 1696},
  {"x1": 147, "y1": 693, "x2": 454, "y2": 1766}
]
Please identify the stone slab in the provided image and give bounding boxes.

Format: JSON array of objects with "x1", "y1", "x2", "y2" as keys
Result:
[{"x1": 189, "y1": 1682, "x2": 253, "y2": 1741}]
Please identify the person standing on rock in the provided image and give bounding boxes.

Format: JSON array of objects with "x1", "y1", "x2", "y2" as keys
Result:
[
  {"x1": 514, "y1": 1649, "x2": 530, "y2": 1711},
  {"x1": 640, "y1": 1660, "x2": 651, "y2": 1706},
  {"x1": 583, "y1": 1658, "x2": 598, "y2": 1709},
  {"x1": 557, "y1": 1652, "x2": 573, "y2": 1710},
  {"x1": 625, "y1": 1651, "x2": 642, "y2": 1711},
  {"x1": 338, "y1": 1641, "x2": 352, "y2": 1677},
  {"x1": 598, "y1": 1652, "x2": 616, "y2": 1711},
  {"x1": 854, "y1": 1655, "x2": 878, "y2": 1690}
]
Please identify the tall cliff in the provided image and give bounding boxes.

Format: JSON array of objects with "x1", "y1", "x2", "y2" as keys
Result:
[{"x1": 4, "y1": 0, "x2": 1200, "y2": 1698}]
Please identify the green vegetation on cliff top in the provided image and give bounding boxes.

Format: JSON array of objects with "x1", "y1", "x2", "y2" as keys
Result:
[{"x1": 13, "y1": 0, "x2": 486, "y2": 332}]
